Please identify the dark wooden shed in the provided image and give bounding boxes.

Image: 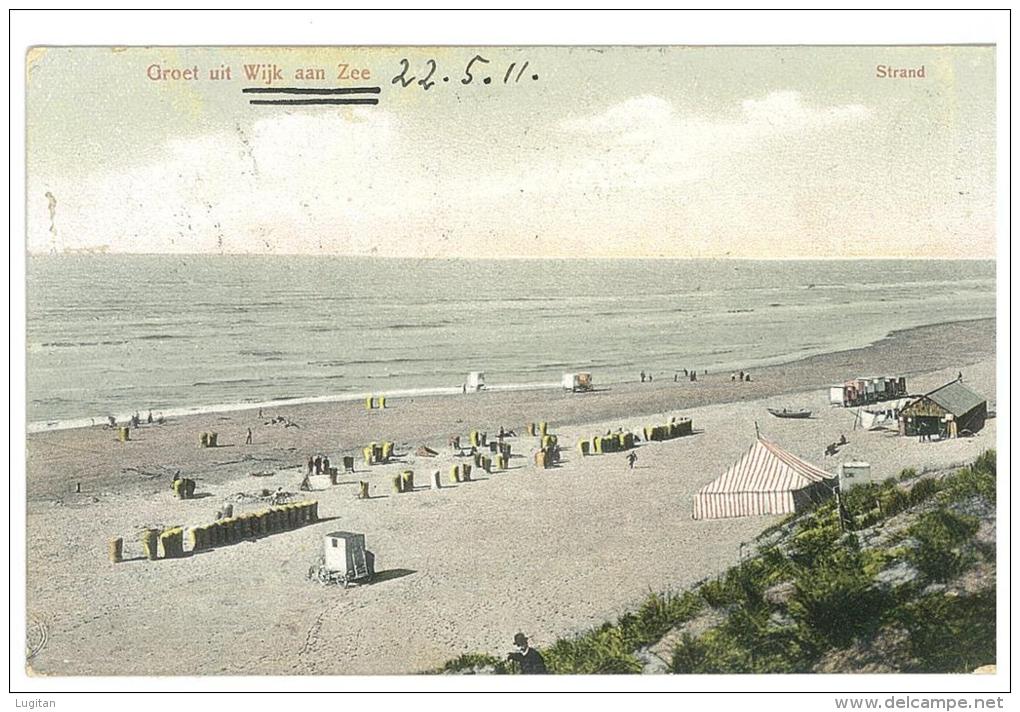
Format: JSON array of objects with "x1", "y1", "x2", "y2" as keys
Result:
[{"x1": 898, "y1": 379, "x2": 987, "y2": 438}]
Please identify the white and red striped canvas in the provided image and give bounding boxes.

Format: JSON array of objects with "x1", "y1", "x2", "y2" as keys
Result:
[{"x1": 693, "y1": 437, "x2": 835, "y2": 520}]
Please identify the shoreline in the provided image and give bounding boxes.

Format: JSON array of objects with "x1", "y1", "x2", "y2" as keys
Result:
[
  {"x1": 26, "y1": 316, "x2": 995, "y2": 435},
  {"x1": 25, "y1": 317, "x2": 995, "y2": 504}
]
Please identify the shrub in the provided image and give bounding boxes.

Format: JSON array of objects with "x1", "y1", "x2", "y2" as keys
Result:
[
  {"x1": 942, "y1": 453, "x2": 996, "y2": 505},
  {"x1": 788, "y1": 518, "x2": 842, "y2": 568},
  {"x1": 619, "y1": 590, "x2": 703, "y2": 649},
  {"x1": 699, "y1": 557, "x2": 777, "y2": 609},
  {"x1": 898, "y1": 467, "x2": 919, "y2": 482},
  {"x1": 973, "y1": 450, "x2": 996, "y2": 476},
  {"x1": 788, "y1": 547, "x2": 892, "y2": 648},
  {"x1": 670, "y1": 633, "x2": 711, "y2": 673},
  {"x1": 542, "y1": 624, "x2": 642, "y2": 674},
  {"x1": 908, "y1": 477, "x2": 940, "y2": 505},
  {"x1": 896, "y1": 588, "x2": 996, "y2": 672},
  {"x1": 699, "y1": 578, "x2": 734, "y2": 608},
  {"x1": 437, "y1": 653, "x2": 508, "y2": 674},
  {"x1": 670, "y1": 630, "x2": 751, "y2": 674},
  {"x1": 908, "y1": 509, "x2": 980, "y2": 581}
]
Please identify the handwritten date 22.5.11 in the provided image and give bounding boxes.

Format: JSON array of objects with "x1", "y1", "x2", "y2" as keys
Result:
[{"x1": 391, "y1": 55, "x2": 539, "y2": 91}]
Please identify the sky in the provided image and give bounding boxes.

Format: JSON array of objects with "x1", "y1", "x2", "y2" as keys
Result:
[{"x1": 25, "y1": 45, "x2": 996, "y2": 258}]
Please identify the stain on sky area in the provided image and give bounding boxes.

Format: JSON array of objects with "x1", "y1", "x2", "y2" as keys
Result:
[{"x1": 44, "y1": 191, "x2": 57, "y2": 251}]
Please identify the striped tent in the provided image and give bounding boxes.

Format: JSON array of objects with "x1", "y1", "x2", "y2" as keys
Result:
[{"x1": 693, "y1": 436, "x2": 836, "y2": 520}]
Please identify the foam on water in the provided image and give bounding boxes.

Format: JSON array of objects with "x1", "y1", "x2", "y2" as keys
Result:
[{"x1": 26, "y1": 255, "x2": 995, "y2": 431}]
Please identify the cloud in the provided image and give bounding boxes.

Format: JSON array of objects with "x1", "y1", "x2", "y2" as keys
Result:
[
  {"x1": 561, "y1": 90, "x2": 869, "y2": 145},
  {"x1": 28, "y1": 109, "x2": 406, "y2": 254},
  {"x1": 28, "y1": 88, "x2": 990, "y2": 260},
  {"x1": 559, "y1": 95, "x2": 675, "y2": 135},
  {"x1": 740, "y1": 90, "x2": 869, "y2": 128},
  {"x1": 535, "y1": 90, "x2": 873, "y2": 196}
]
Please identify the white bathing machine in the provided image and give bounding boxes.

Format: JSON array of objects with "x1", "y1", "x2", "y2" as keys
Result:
[
  {"x1": 561, "y1": 372, "x2": 593, "y2": 392},
  {"x1": 323, "y1": 531, "x2": 375, "y2": 583},
  {"x1": 466, "y1": 371, "x2": 486, "y2": 391}
]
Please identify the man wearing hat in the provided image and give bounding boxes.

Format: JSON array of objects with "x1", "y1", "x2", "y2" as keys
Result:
[{"x1": 507, "y1": 632, "x2": 548, "y2": 674}]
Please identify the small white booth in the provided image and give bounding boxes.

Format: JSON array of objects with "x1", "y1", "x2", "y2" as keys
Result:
[
  {"x1": 323, "y1": 531, "x2": 375, "y2": 583},
  {"x1": 839, "y1": 461, "x2": 874, "y2": 488}
]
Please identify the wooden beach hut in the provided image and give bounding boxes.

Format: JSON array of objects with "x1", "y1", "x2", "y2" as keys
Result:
[
  {"x1": 898, "y1": 378, "x2": 987, "y2": 438},
  {"x1": 692, "y1": 436, "x2": 836, "y2": 520}
]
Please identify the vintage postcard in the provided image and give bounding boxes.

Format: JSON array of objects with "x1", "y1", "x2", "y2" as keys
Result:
[{"x1": 21, "y1": 40, "x2": 1000, "y2": 686}]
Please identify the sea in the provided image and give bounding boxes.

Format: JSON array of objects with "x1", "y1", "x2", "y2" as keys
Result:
[{"x1": 26, "y1": 256, "x2": 995, "y2": 432}]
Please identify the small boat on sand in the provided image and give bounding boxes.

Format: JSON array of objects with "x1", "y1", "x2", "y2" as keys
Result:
[{"x1": 768, "y1": 408, "x2": 812, "y2": 419}]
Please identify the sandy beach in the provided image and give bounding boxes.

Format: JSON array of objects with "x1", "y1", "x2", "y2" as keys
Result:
[{"x1": 24, "y1": 318, "x2": 996, "y2": 675}]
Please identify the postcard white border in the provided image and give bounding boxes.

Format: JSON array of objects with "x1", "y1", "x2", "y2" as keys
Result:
[{"x1": 7, "y1": 8, "x2": 1012, "y2": 706}]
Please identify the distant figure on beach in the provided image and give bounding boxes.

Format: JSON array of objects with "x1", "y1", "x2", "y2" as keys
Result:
[
  {"x1": 745, "y1": 373, "x2": 751, "y2": 382},
  {"x1": 627, "y1": 452, "x2": 637, "y2": 470},
  {"x1": 462, "y1": 384, "x2": 467, "y2": 394},
  {"x1": 322, "y1": 456, "x2": 330, "y2": 473},
  {"x1": 731, "y1": 373, "x2": 736, "y2": 381},
  {"x1": 648, "y1": 373, "x2": 653, "y2": 382},
  {"x1": 245, "y1": 428, "x2": 253, "y2": 445},
  {"x1": 307, "y1": 456, "x2": 314, "y2": 474},
  {"x1": 690, "y1": 372, "x2": 697, "y2": 382},
  {"x1": 674, "y1": 373, "x2": 678, "y2": 382},
  {"x1": 683, "y1": 368, "x2": 688, "y2": 377},
  {"x1": 147, "y1": 411, "x2": 153, "y2": 424},
  {"x1": 958, "y1": 371, "x2": 963, "y2": 381},
  {"x1": 739, "y1": 371, "x2": 744, "y2": 381},
  {"x1": 507, "y1": 633, "x2": 547, "y2": 674},
  {"x1": 314, "y1": 456, "x2": 322, "y2": 475},
  {"x1": 640, "y1": 371, "x2": 646, "y2": 383},
  {"x1": 839, "y1": 434, "x2": 847, "y2": 446},
  {"x1": 258, "y1": 408, "x2": 263, "y2": 418}
]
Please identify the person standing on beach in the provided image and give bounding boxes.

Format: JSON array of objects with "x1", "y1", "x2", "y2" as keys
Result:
[
  {"x1": 640, "y1": 371, "x2": 646, "y2": 383},
  {"x1": 627, "y1": 452, "x2": 637, "y2": 470},
  {"x1": 245, "y1": 428, "x2": 253, "y2": 445},
  {"x1": 507, "y1": 633, "x2": 547, "y2": 674}
]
